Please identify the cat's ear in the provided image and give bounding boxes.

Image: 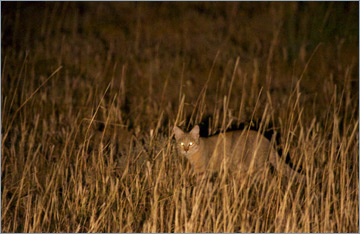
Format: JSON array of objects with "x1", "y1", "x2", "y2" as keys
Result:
[
  {"x1": 173, "y1": 126, "x2": 184, "y2": 140},
  {"x1": 190, "y1": 125, "x2": 200, "y2": 139}
]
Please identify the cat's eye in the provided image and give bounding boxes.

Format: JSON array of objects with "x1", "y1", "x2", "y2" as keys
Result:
[
  {"x1": 189, "y1": 142, "x2": 193, "y2": 146},
  {"x1": 180, "y1": 142, "x2": 184, "y2": 146}
]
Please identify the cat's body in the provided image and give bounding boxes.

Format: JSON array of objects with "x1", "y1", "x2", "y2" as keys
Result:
[{"x1": 174, "y1": 125, "x2": 304, "y2": 181}]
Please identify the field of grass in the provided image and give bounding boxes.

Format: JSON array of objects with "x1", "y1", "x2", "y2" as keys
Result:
[{"x1": 1, "y1": 2, "x2": 359, "y2": 232}]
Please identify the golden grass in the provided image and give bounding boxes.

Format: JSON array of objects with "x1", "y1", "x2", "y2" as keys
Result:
[{"x1": 1, "y1": 2, "x2": 359, "y2": 232}]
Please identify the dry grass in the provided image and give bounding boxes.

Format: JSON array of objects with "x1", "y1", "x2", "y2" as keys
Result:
[{"x1": 1, "y1": 2, "x2": 359, "y2": 233}]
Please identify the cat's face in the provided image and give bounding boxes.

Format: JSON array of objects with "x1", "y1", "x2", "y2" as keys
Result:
[{"x1": 174, "y1": 125, "x2": 200, "y2": 157}]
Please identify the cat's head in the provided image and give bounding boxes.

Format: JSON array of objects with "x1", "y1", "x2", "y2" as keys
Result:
[{"x1": 173, "y1": 125, "x2": 200, "y2": 157}]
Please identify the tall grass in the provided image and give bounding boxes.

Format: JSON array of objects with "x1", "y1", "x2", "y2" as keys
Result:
[{"x1": 1, "y1": 2, "x2": 359, "y2": 232}]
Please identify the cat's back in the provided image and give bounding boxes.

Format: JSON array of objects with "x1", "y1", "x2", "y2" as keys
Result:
[
  {"x1": 206, "y1": 129, "x2": 273, "y2": 162},
  {"x1": 206, "y1": 129, "x2": 266, "y2": 147},
  {"x1": 202, "y1": 129, "x2": 273, "y2": 174}
]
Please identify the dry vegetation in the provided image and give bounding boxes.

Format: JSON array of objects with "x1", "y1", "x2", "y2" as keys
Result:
[{"x1": 1, "y1": 2, "x2": 359, "y2": 233}]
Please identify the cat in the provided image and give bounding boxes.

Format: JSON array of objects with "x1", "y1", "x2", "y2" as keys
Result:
[{"x1": 174, "y1": 125, "x2": 305, "y2": 181}]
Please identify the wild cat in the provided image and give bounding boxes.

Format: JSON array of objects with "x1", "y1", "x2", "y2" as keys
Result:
[{"x1": 174, "y1": 125, "x2": 305, "y2": 181}]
